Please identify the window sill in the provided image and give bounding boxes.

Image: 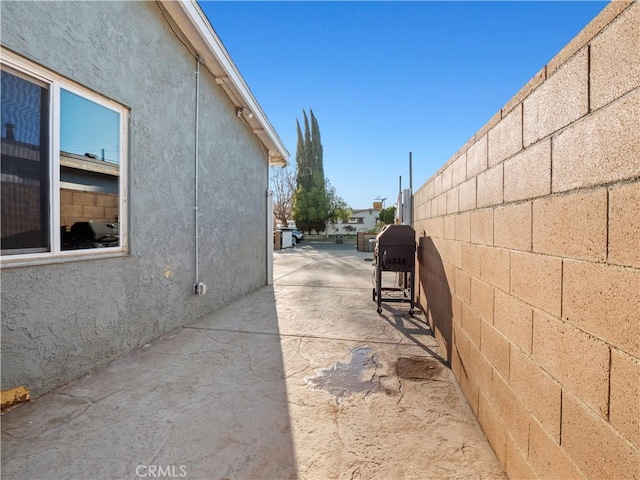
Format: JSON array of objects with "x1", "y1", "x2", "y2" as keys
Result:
[{"x1": 0, "y1": 249, "x2": 130, "y2": 269}]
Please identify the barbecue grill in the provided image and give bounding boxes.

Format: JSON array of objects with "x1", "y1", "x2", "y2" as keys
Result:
[
  {"x1": 372, "y1": 224, "x2": 416, "y2": 315},
  {"x1": 65, "y1": 222, "x2": 119, "y2": 249}
]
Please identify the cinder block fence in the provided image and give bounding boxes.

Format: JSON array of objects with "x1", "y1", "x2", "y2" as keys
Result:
[{"x1": 413, "y1": 2, "x2": 639, "y2": 478}]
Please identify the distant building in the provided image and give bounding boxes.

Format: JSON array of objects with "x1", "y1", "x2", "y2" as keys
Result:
[{"x1": 325, "y1": 208, "x2": 381, "y2": 235}]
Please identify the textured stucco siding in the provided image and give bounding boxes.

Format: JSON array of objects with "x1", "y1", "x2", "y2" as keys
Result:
[{"x1": 1, "y1": 1, "x2": 269, "y2": 396}]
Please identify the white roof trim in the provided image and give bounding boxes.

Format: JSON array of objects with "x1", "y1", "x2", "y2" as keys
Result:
[
  {"x1": 160, "y1": 0, "x2": 289, "y2": 167},
  {"x1": 351, "y1": 208, "x2": 380, "y2": 213}
]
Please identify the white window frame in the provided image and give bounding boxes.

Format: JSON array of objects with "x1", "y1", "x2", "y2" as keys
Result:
[{"x1": 0, "y1": 48, "x2": 129, "y2": 267}]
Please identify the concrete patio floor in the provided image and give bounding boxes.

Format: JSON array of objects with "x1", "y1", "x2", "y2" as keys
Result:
[{"x1": 1, "y1": 242, "x2": 506, "y2": 480}]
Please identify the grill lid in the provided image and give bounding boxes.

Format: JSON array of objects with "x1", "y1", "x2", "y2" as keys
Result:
[{"x1": 375, "y1": 224, "x2": 416, "y2": 246}]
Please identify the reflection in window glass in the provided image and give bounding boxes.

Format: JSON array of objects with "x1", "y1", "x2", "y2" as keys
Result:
[
  {"x1": 59, "y1": 89, "x2": 120, "y2": 250},
  {"x1": 1, "y1": 69, "x2": 50, "y2": 253},
  {"x1": 60, "y1": 89, "x2": 120, "y2": 164}
]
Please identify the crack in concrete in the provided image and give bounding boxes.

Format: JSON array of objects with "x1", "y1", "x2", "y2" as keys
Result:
[
  {"x1": 149, "y1": 421, "x2": 174, "y2": 467},
  {"x1": 461, "y1": 440, "x2": 470, "y2": 455},
  {"x1": 2, "y1": 431, "x2": 19, "y2": 440},
  {"x1": 285, "y1": 365, "x2": 309, "y2": 379},
  {"x1": 296, "y1": 337, "x2": 313, "y2": 372},
  {"x1": 263, "y1": 393, "x2": 306, "y2": 408},
  {"x1": 52, "y1": 391, "x2": 97, "y2": 404},
  {"x1": 52, "y1": 388, "x2": 122, "y2": 406},
  {"x1": 363, "y1": 353, "x2": 381, "y2": 401},
  {"x1": 400, "y1": 442, "x2": 421, "y2": 469},
  {"x1": 333, "y1": 405, "x2": 358, "y2": 460},
  {"x1": 147, "y1": 350, "x2": 222, "y2": 357},
  {"x1": 350, "y1": 465, "x2": 362, "y2": 480},
  {"x1": 20, "y1": 401, "x2": 94, "y2": 438},
  {"x1": 197, "y1": 331, "x2": 255, "y2": 372}
]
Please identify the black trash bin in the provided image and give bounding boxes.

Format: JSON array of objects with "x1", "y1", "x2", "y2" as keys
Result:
[{"x1": 336, "y1": 234, "x2": 343, "y2": 244}]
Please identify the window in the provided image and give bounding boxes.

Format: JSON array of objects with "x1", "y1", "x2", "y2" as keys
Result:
[
  {"x1": 348, "y1": 217, "x2": 364, "y2": 224},
  {"x1": 1, "y1": 50, "x2": 128, "y2": 262}
]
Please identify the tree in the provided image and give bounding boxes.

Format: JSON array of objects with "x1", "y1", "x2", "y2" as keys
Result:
[
  {"x1": 295, "y1": 119, "x2": 310, "y2": 190},
  {"x1": 310, "y1": 109, "x2": 323, "y2": 177},
  {"x1": 291, "y1": 109, "x2": 351, "y2": 234},
  {"x1": 303, "y1": 111, "x2": 312, "y2": 177},
  {"x1": 379, "y1": 205, "x2": 396, "y2": 225},
  {"x1": 293, "y1": 109, "x2": 328, "y2": 233},
  {"x1": 326, "y1": 180, "x2": 350, "y2": 225},
  {"x1": 270, "y1": 165, "x2": 296, "y2": 227}
]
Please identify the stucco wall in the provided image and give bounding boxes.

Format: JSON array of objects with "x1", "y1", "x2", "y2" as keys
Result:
[
  {"x1": 413, "y1": 2, "x2": 639, "y2": 478},
  {"x1": 1, "y1": 2, "x2": 269, "y2": 396}
]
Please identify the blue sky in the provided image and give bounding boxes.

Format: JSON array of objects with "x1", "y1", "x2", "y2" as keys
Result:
[
  {"x1": 199, "y1": 1, "x2": 607, "y2": 209},
  {"x1": 61, "y1": 89, "x2": 120, "y2": 163}
]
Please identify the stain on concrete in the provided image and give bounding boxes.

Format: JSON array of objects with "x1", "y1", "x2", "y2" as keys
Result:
[
  {"x1": 304, "y1": 346, "x2": 379, "y2": 404},
  {"x1": 396, "y1": 357, "x2": 442, "y2": 380}
]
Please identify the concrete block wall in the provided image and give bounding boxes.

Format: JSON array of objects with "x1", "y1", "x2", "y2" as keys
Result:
[
  {"x1": 60, "y1": 189, "x2": 119, "y2": 227},
  {"x1": 413, "y1": 3, "x2": 639, "y2": 478}
]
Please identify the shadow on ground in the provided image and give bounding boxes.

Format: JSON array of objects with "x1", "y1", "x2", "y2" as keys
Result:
[{"x1": 1, "y1": 287, "x2": 297, "y2": 480}]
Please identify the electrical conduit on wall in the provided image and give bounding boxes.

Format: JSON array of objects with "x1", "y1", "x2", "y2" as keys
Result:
[
  {"x1": 267, "y1": 189, "x2": 274, "y2": 285},
  {"x1": 194, "y1": 56, "x2": 201, "y2": 294}
]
